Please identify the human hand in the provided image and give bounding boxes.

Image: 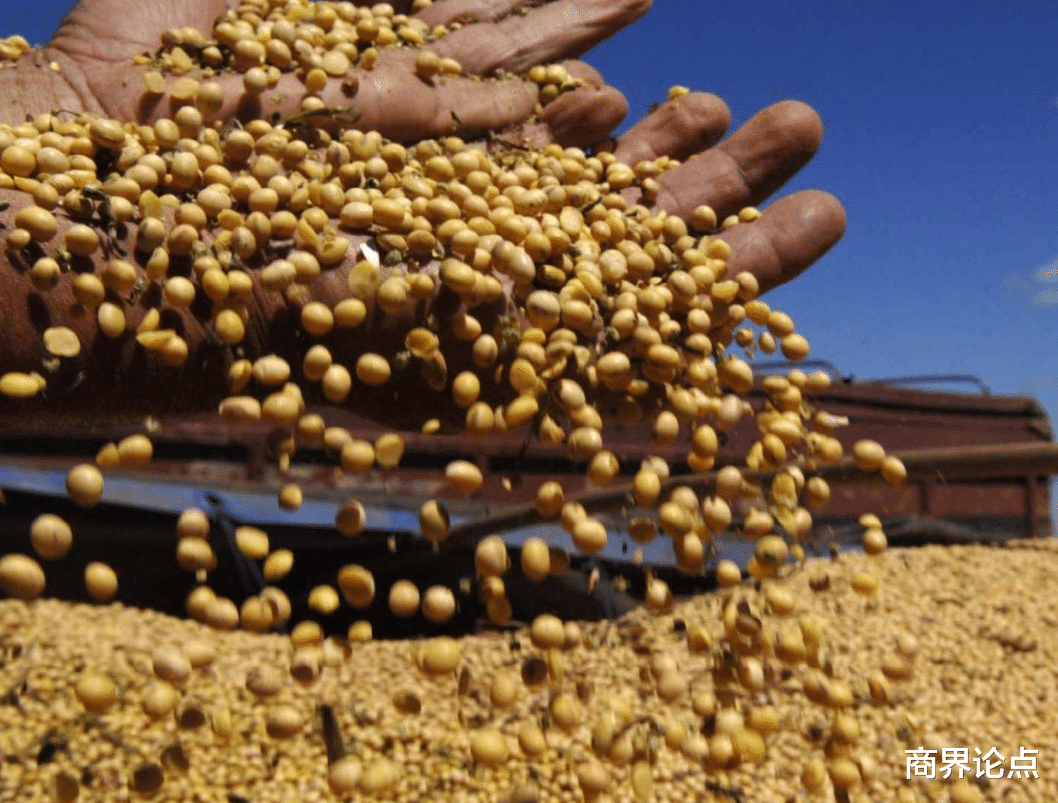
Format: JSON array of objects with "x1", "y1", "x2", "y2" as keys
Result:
[
  {"x1": 515, "y1": 67, "x2": 846, "y2": 295},
  {"x1": 39, "y1": 0, "x2": 642, "y2": 145},
  {"x1": 37, "y1": 0, "x2": 839, "y2": 296},
  {"x1": 609, "y1": 94, "x2": 845, "y2": 295},
  {"x1": 0, "y1": 0, "x2": 844, "y2": 430}
]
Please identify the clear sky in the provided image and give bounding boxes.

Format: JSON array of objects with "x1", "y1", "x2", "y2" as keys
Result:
[
  {"x1": 579, "y1": 0, "x2": 1058, "y2": 521},
  {"x1": 9, "y1": 1, "x2": 1058, "y2": 522}
]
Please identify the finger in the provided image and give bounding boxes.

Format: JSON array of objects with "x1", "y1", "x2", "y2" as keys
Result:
[
  {"x1": 322, "y1": 52, "x2": 540, "y2": 140},
  {"x1": 51, "y1": 0, "x2": 231, "y2": 58},
  {"x1": 649, "y1": 100, "x2": 824, "y2": 221},
  {"x1": 503, "y1": 60, "x2": 627, "y2": 148},
  {"x1": 612, "y1": 92, "x2": 731, "y2": 167},
  {"x1": 719, "y1": 190, "x2": 846, "y2": 294},
  {"x1": 431, "y1": 0, "x2": 652, "y2": 75},
  {"x1": 136, "y1": 48, "x2": 540, "y2": 142},
  {"x1": 562, "y1": 59, "x2": 606, "y2": 87},
  {"x1": 415, "y1": 0, "x2": 523, "y2": 26},
  {"x1": 533, "y1": 81, "x2": 628, "y2": 149}
]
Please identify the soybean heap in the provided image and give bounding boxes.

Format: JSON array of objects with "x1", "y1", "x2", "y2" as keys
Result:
[{"x1": 0, "y1": 3, "x2": 1052, "y2": 803}]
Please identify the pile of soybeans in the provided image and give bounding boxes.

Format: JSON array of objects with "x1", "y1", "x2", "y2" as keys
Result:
[
  {"x1": 5, "y1": 542, "x2": 1058, "y2": 803},
  {"x1": 0, "y1": 1, "x2": 1050, "y2": 801}
]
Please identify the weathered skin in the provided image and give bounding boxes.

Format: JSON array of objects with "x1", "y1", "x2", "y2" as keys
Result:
[{"x1": 0, "y1": 0, "x2": 845, "y2": 427}]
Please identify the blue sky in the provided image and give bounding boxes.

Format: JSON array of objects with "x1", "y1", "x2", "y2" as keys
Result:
[
  {"x1": 582, "y1": 0, "x2": 1058, "y2": 520},
  {"x1": 11, "y1": 1, "x2": 1058, "y2": 521}
]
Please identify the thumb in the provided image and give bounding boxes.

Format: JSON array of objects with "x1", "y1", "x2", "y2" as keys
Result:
[{"x1": 50, "y1": 0, "x2": 231, "y2": 63}]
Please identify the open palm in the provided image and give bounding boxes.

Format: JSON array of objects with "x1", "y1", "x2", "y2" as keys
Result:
[{"x1": 41, "y1": 0, "x2": 843, "y2": 291}]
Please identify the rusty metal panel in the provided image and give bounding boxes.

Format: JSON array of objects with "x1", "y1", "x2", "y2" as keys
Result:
[{"x1": 0, "y1": 379, "x2": 1054, "y2": 540}]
